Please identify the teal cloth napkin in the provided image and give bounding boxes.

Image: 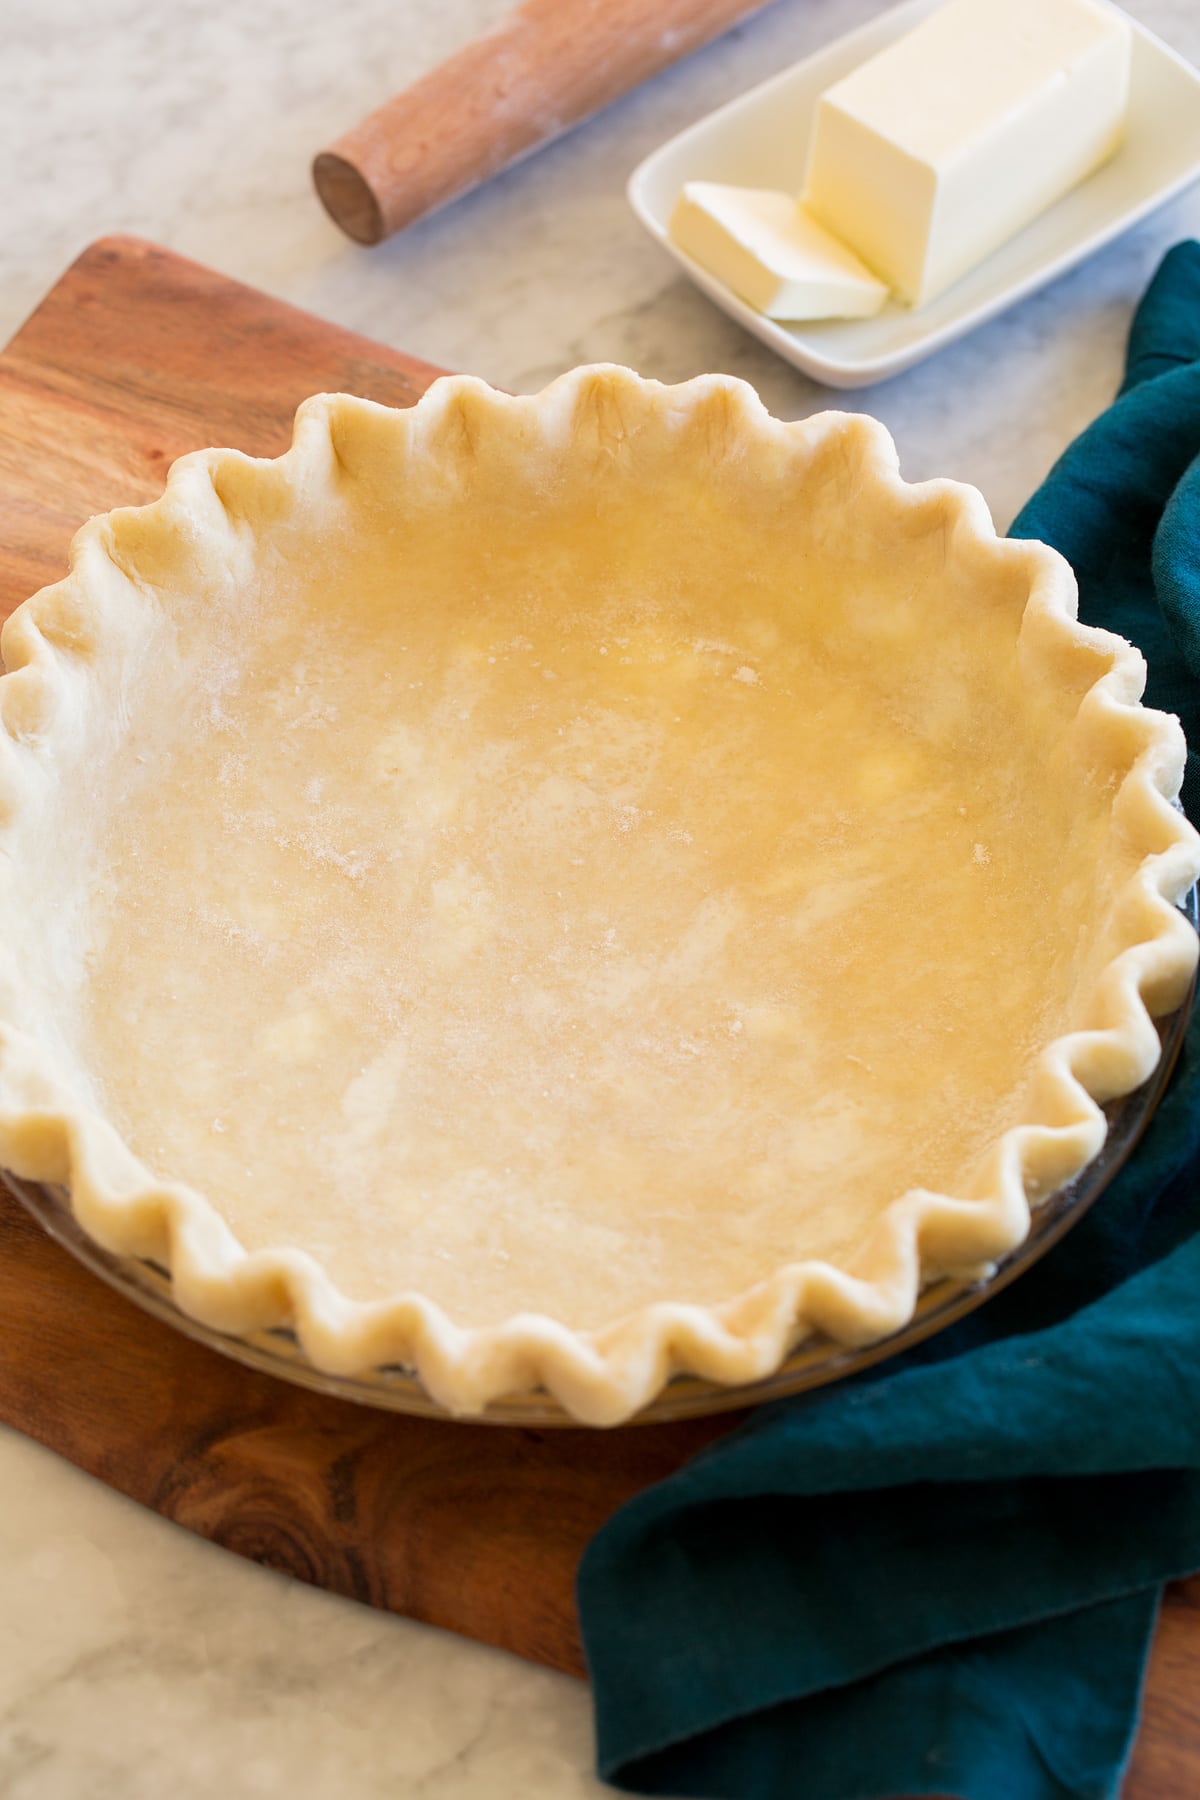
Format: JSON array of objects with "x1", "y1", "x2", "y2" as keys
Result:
[{"x1": 578, "y1": 241, "x2": 1200, "y2": 1800}]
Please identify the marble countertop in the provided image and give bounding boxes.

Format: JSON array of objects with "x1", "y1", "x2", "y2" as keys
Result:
[{"x1": 2, "y1": 0, "x2": 1200, "y2": 1793}]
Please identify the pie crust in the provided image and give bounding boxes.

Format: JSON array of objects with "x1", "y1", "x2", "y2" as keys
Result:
[{"x1": 0, "y1": 367, "x2": 1196, "y2": 1424}]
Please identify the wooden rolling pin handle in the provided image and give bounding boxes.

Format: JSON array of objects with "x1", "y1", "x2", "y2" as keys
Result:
[{"x1": 313, "y1": 0, "x2": 776, "y2": 245}]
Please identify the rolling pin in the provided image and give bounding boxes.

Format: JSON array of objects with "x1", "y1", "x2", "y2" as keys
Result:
[{"x1": 313, "y1": 0, "x2": 778, "y2": 245}]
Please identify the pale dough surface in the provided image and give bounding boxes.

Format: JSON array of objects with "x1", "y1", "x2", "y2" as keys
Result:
[{"x1": 77, "y1": 465, "x2": 1108, "y2": 1333}]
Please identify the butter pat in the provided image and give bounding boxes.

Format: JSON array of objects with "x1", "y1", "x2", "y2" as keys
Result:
[
  {"x1": 669, "y1": 182, "x2": 889, "y2": 321},
  {"x1": 804, "y1": 0, "x2": 1132, "y2": 307}
]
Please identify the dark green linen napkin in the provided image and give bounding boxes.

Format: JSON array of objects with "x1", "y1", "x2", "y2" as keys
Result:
[{"x1": 578, "y1": 241, "x2": 1200, "y2": 1800}]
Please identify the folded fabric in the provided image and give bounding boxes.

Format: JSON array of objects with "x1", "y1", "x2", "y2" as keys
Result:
[{"x1": 578, "y1": 241, "x2": 1200, "y2": 1800}]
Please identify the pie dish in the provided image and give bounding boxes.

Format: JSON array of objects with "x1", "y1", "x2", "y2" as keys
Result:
[{"x1": 0, "y1": 366, "x2": 1196, "y2": 1425}]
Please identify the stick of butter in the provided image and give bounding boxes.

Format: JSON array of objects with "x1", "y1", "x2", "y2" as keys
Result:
[
  {"x1": 669, "y1": 182, "x2": 890, "y2": 320},
  {"x1": 804, "y1": 0, "x2": 1132, "y2": 308}
]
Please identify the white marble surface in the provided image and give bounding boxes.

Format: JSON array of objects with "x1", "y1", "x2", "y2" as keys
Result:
[{"x1": 2, "y1": 0, "x2": 1200, "y2": 1793}]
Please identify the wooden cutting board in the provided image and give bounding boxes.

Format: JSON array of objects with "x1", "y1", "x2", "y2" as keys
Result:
[{"x1": 0, "y1": 237, "x2": 1195, "y2": 1796}]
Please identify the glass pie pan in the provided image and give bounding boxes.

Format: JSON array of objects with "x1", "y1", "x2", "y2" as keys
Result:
[{"x1": 6, "y1": 885, "x2": 1196, "y2": 1428}]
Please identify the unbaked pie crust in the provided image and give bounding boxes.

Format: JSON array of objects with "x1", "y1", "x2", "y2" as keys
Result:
[{"x1": 0, "y1": 367, "x2": 1196, "y2": 1423}]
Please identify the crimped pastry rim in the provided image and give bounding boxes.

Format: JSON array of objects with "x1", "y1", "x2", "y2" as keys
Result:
[{"x1": 0, "y1": 366, "x2": 1197, "y2": 1426}]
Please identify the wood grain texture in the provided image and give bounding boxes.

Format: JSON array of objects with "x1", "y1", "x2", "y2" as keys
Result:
[
  {"x1": 1126, "y1": 1581, "x2": 1200, "y2": 1800},
  {"x1": 0, "y1": 235, "x2": 442, "y2": 599},
  {"x1": 0, "y1": 237, "x2": 1195, "y2": 1795},
  {"x1": 313, "y1": 0, "x2": 777, "y2": 243},
  {"x1": 0, "y1": 1186, "x2": 730, "y2": 1673}
]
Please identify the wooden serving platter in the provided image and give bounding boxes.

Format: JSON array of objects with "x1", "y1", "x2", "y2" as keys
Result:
[{"x1": 0, "y1": 237, "x2": 1196, "y2": 1795}]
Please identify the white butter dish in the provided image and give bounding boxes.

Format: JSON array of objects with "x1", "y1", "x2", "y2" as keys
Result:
[{"x1": 627, "y1": 0, "x2": 1200, "y2": 388}]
